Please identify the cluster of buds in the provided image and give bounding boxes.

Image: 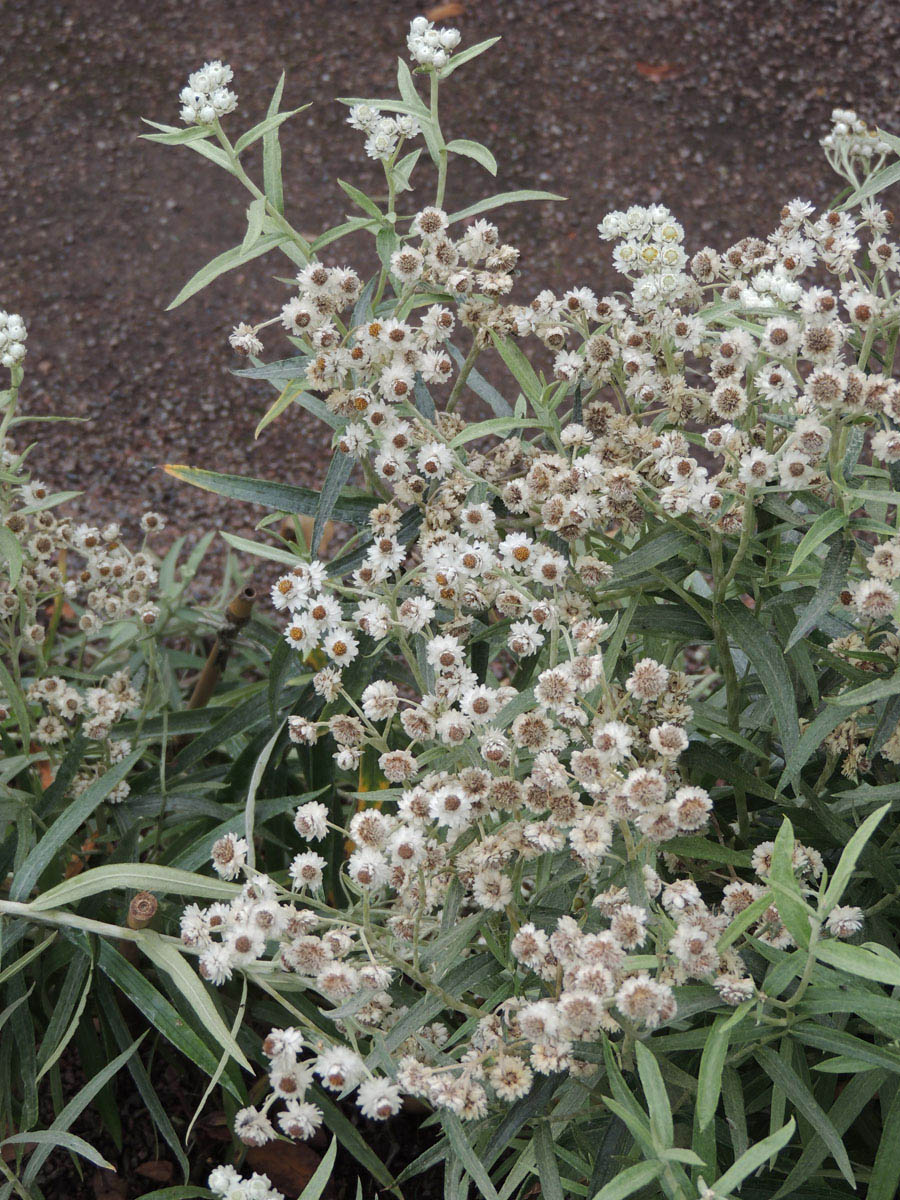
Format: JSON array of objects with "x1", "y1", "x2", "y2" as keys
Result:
[
  {"x1": 179, "y1": 60, "x2": 238, "y2": 126},
  {"x1": 407, "y1": 14, "x2": 461, "y2": 70}
]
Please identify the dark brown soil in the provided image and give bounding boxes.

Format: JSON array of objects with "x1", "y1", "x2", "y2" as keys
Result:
[{"x1": 3, "y1": 0, "x2": 900, "y2": 557}]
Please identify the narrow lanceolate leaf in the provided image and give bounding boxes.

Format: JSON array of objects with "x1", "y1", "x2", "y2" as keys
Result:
[
  {"x1": 825, "y1": 667, "x2": 900, "y2": 707},
  {"x1": 447, "y1": 342, "x2": 511, "y2": 416},
  {"x1": 697, "y1": 1004, "x2": 753, "y2": 1131},
  {"x1": 163, "y1": 463, "x2": 376, "y2": 525},
  {"x1": 234, "y1": 103, "x2": 310, "y2": 155},
  {"x1": 533, "y1": 1122, "x2": 564, "y2": 1200},
  {"x1": 28, "y1": 863, "x2": 240, "y2": 911},
  {"x1": 755, "y1": 1048, "x2": 854, "y2": 1186},
  {"x1": 590, "y1": 1161, "x2": 663, "y2": 1200},
  {"x1": 779, "y1": 703, "x2": 855, "y2": 789},
  {"x1": 312, "y1": 451, "x2": 353, "y2": 557},
  {"x1": 262, "y1": 72, "x2": 286, "y2": 214},
  {"x1": 448, "y1": 189, "x2": 566, "y2": 225},
  {"x1": 11, "y1": 748, "x2": 142, "y2": 901},
  {"x1": 167, "y1": 234, "x2": 284, "y2": 309},
  {"x1": 711, "y1": 1119, "x2": 795, "y2": 1195},
  {"x1": 95, "y1": 936, "x2": 237, "y2": 1099},
  {"x1": 820, "y1": 803, "x2": 890, "y2": 914},
  {"x1": 634, "y1": 1041, "x2": 673, "y2": 1148},
  {"x1": 789, "y1": 509, "x2": 847, "y2": 574},
  {"x1": 21, "y1": 1037, "x2": 143, "y2": 1183},
  {"x1": 137, "y1": 931, "x2": 252, "y2": 1072},
  {"x1": 440, "y1": 36, "x2": 502, "y2": 75},
  {"x1": 2, "y1": 1130, "x2": 112, "y2": 1172},
  {"x1": 299, "y1": 1135, "x2": 338, "y2": 1200},
  {"x1": 868, "y1": 1083, "x2": 900, "y2": 1200},
  {"x1": 489, "y1": 331, "x2": 543, "y2": 404},
  {"x1": 814, "y1": 939, "x2": 900, "y2": 987},
  {"x1": 769, "y1": 818, "x2": 813, "y2": 949},
  {"x1": 720, "y1": 601, "x2": 800, "y2": 759},
  {"x1": 786, "y1": 534, "x2": 853, "y2": 650}
]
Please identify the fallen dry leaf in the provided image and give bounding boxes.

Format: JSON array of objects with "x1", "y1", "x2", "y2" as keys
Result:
[
  {"x1": 246, "y1": 1140, "x2": 321, "y2": 1194},
  {"x1": 634, "y1": 61, "x2": 684, "y2": 83},
  {"x1": 135, "y1": 1159, "x2": 174, "y2": 1182},
  {"x1": 91, "y1": 1169, "x2": 127, "y2": 1200},
  {"x1": 427, "y1": 1, "x2": 465, "y2": 18}
]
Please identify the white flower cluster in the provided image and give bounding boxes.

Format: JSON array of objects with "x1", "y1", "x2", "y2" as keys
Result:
[
  {"x1": 346, "y1": 103, "x2": 421, "y2": 162},
  {"x1": 179, "y1": 60, "x2": 238, "y2": 126},
  {"x1": 407, "y1": 15, "x2": 461, "y2": 70},
  {"x1": 821, "y1": 107, "x2": 892, "y2": 166},
  {"x1": 597, "y1": 204, "x2": 690, "y2": 308},
  {"x1": 208, "y1": 1165, "x2": 283, "y2": 1200},
  {"x1": 27, "y1": 670, "x2": 138, "y2": 799},
  {"x1": 0, "y1": 310, "x2": 27, "y2": 369}
]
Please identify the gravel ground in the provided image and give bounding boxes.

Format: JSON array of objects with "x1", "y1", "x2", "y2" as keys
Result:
[{"x1": 3, "y1": 0, "x2": 900, "y2": 562}]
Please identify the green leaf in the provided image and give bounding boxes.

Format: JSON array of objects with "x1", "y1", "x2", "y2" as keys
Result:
[
  {"x1": 163, "y1": 463, "x2": 375, "y2": 524},
  {"x1": 754, "y1": 1048, "x2": 854, "y2": 1186},
  {"x1": 825, "y1": 667, "x2": 900, "y2": 707},
  {"x1": 241, "y1": 195, "x2": 266, "y2": 253},
  {"x1": 814, "y1": 939, "x2": 900, "y2": 987},
  {"x1": 489, "y1": 331, "x2": 543, "y2": 404},
  {"x1": 337, "y1": 178, "x2": 384, "y2": 220},
  {"x1": 28, "y1": 863, "x2": 240, "y2": 911},
  {"x1": 789, "y1": 509, "x2": 847, "y2": 574},
  {"x1": 446, "y1": 137, "x2": 497, "y2": 175},
  {"x1": 446, "y1": 343, "x2": 511, "y2": 416},
  {"x1": 590, "y1": 1161, "x2": 662, "y2": 1200},
  {"x1": 396, "y1": 59, "x2": 428, "y2": 114},
  {"x1": 393, "y1": 147, "x2": 422, "y2": 192},
  {"x1": 441, "y1": 37, "x2": 502, "y2": 75},
  {"x1": 262, "y1": 72, "x2": 286, "y2": 214},
  {"x1": 97, "y1": 976, "x2": 190, "y2": 1181},
  {"x1": 720, "y1": 600, "x2": 800, "y2": 759},
  {"x1": 711, "y1": 1119, "x2": 795, "y2": 1195},
  {"x1": 769, "y1": 818, "x2": 813, "y2": 949},
  {"x1": 167, "y1": 234, "x2": 284, "y2": 309},
  {"x1": 0, "y1": 527, "x2": 23, "y2": 587},
  {"x1": 442, "y1": 1111, "x2": 500, "y2": 1200},
  {"x1": 869, "y1": 1083, "x2": 900, "y2": 1200},
  {"x1": 786, "y1": 535, "x2": 854, "y2": 651},
  {"x1": 94, "y1": 939, "x2": 238, "y2": 1094},
  {"x1": 218, "y1": 531, "x2": 299, "y2": 566},
  {"x1": 140, "y1": 119, "x2": 213, "y2": 145},
  {"x1": 449, "y1": 415, "x2": 541, "y2": 447},
  {"x1": 697, "y1": 1005, "x2": 752, "y2": 1131},
  {"x1": 137, "y1": 931, "x2": 252, "y2": 1071},
  {"x1": 533, "y1": 1122, "x2": 564, "y2": 1200},
  {"x1": 717, "y1": 890, "x2": 773, "y2": 953},
  {"x1": 234, "y1": 103, "x2": 310, "y2": 155},
  {"x1": 2, "y1": 1129, "x2": 112, "y2": 1172},
  {"x1": 21, "y1": 1037, "x2": 142, "y2": 1183},
  {"x1": 299, "y1": 1135, "x2": 338, "y2": 1200},
  {"x1": 11, "y1": 748, "x2": 142, "y2": 902},
  {"x1": 310, "y1": 216, "x2": 379, "y2": 253},
  {"x1": 820, "y1": 803, "x2": 889, "y2": 914},
  {"x1": 0, "y1": 657, "x2": 31, "y2": 745},
  {"x1": 312, "y1": 1087, "x2": 393, "y2": 1188},
  {"x1": 779, "y1": 703, "x2": 854, "y2": 789},
  {"x1": 634, "y1": 1040, "x2": 672, "y2": 1148},
  {"x1": 612, "y1": 529, "x2": 700, "y2": 583},
  {"x1": 312, "y1": 451, "x2": 353, "y2": 557},
  {"x1": 448, "y1": 189, "x2": 566, "y2": 224}
]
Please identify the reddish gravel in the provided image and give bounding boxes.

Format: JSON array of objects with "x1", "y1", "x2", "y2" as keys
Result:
[{"x1": 2, "y1": 0, "x2": 900, "y2": 558}]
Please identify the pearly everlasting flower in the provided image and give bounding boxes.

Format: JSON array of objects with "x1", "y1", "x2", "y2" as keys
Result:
[
  {"x1": 0, "y1": 311, "x2": 27, "y2": 369},
  {"x1": 180, "y1": 61, "x2": 237, "y2": 125}
]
